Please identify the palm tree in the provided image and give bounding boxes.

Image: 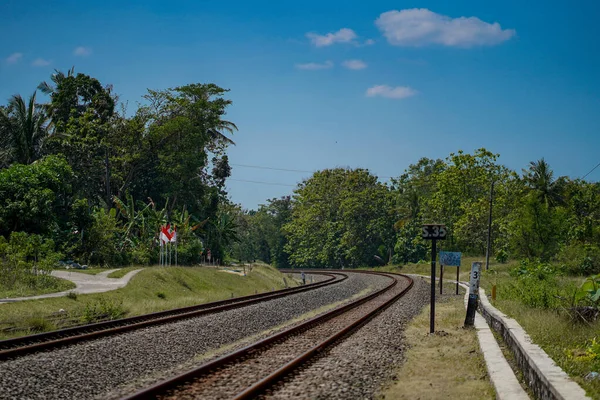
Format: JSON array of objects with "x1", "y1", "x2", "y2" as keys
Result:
[
  {"x1": 37, "y1": 66, "x2": 75, "y2": 96},
  {"x1": 0, "y1": 91, "x2": 48, "y2": 165},
  {"x1": 523, "y1": 158, "x2": 564, "y2": 206},
  {"x1": 207, "y1": 119, "x2": 238, "y2": 147}
]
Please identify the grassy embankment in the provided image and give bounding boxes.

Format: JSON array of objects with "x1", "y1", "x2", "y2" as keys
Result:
[
  {"x1": 381, "y1": 284, "x2": 495, "y2": 399},
  {"x1": 378, "y1": 257, "x2": 600, "y2": 398},
  {"x1": 0, "y1": 276, "x2": 75, "y2": 299},
  {"x1": 0, "y1": 264, "x2": 298, "y2": 340}
]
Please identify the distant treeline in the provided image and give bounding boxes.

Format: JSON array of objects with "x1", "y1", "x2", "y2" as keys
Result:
[
  {"x1": 229, "y1": 149, "x2": 600, "y2": 274},
  {"x1": 2, "y1": 69, "x2": 599, "y2": 275}
]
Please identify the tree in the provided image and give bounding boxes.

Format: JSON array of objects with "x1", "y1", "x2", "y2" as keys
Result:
[
  {"x1": 37, "y1": 67, "x2": 75, "y2": 96},
  {"x1": 523, "y1": 158, "x2": 564, "y2": 207},
  {"x1": 284, "y1": 168, "x2": 394, "y2": 268},
  {"x1": 0, "y1": 155, "x2": 74, "y2": 236},
  {"x1": 0, "y1": 91, "x2": 49, "y2": 165}
]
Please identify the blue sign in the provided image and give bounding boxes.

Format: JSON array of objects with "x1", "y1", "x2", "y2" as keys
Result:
[{"x1": 439, "y1": 251, "x2": 461, "y2": 266}]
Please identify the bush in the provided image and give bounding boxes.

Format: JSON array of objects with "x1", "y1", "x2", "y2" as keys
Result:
[
  {"x1": 26, "y1": 317, "x2": 56, "y2": 333},
  {"x1": 66, "y1": 291, "x2": 78, "y2": 300},
  {"x1": 175, "y1": 238, "x2": 204, "y2": 264},
  {"x1": 0, "y1": 232, "x2": 63, "y2": 290},
  {"x1": 559, "y1": 244, "x2": 600, "y2": 275},
  {"x1": 495, "y1": 248, "x2": 509, "y2": 264},
  {"x1": 81, "y1": 297, "x2": 125, "y2": 323},
  {"x1": 501, "y1": 259, "x2": 563, "y2": 309}
]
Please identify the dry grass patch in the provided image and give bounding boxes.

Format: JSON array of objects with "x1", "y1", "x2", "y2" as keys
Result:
[{"x1": 381, "y1": 294, "x2": 495, "y2": 400}]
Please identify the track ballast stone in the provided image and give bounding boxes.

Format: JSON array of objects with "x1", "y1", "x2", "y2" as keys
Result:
[
  {"x1": 263, "y1": 276, "x2": 430, "y2": 400},
  {"x1": 0, "y1": 272, "x2": 389, "y2": 400}
]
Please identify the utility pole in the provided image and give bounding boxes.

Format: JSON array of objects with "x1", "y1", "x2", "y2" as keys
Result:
[{"x1": 485, "y1": 180, "x2": 495, "y2": 270}]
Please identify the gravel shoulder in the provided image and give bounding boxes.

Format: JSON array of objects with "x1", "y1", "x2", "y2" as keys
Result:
[
  {"x1": 0, "y1": 272, "x2": 390, "y2": 400},
  {"x1": 264, "y1": 275, "x2": 430, "y2": 400}
]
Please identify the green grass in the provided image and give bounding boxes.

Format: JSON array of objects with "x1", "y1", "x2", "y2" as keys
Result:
[
  {"x1": 58, "y1": 268, "x2": 109, "y2": 275},
  {"x1": 0, "y1": 276, "x2": 75, "y2": 299},
  {"x1": 0, "y1": 264, "x2": 297, "y2": 340},
  {"x1": 381, "y1": 291, "x2": 495, "y2": 400},
  {"x1": 374, "y1": 257, "x2": 600, "y2": 398},
  {"x1": 107, "y1": 267, "x2": 142, "y2": 278}
]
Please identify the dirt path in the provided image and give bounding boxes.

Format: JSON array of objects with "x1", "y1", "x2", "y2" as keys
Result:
[{"x1": 0, "y1": 269, "x2": 142, "y2": 303}]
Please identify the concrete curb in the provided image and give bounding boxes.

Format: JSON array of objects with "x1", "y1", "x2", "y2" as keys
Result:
[
  {"x1": 460, "y1": 283, "x2": 530, "y2": 399},
  {"x1": 477, "y1": 287, "x2": 590, "y2": 400},
  {"x1": 408, "y1": 274, "x2": 528, "y2": 399}
]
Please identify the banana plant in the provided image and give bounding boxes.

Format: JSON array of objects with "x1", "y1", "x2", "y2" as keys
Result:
[{"x1": 576, "y1": 274, "x2": 600, "y2": 306}]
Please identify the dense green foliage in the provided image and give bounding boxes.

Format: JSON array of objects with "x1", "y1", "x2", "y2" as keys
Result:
[
  {"x1": 0, "y1": 69, "x2": 238, "y2": 272},
  {"x1": 3, "y1": 70, "x2": 600, "y2": 280}
]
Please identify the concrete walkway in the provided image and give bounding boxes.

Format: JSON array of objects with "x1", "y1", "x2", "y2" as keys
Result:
[{"x1": 0, "y1": 269, "x2": 142, "y2": 303}]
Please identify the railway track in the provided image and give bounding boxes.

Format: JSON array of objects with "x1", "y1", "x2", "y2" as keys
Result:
[
  {"x1": 0, "y1": 271, "x2": 346, "y2": 360},
  {"x1": 122, "y1": 271, "x2": 413, "y2": 400}
]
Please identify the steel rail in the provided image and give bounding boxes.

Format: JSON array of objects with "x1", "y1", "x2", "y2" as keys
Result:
[
  {"x1": 0, "y1": 271, "x2": 346, "y2": 360},
  {"x1": 122, "y1": 271, "x2": 413, "y2": 400}
]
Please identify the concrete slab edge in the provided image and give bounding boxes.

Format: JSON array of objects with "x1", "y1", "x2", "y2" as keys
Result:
[
  {"x1": 408, "y1": 275, "x2": 528, "y2": 399},
  {"x1": 477, "y1": 287, "x2": 590, "y2": 400},
  {"x1": 459, "y1": 282, "x2": 530, "y2": 399}
]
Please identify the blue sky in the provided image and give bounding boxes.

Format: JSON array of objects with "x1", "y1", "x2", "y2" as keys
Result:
[{"x1": 2, "y1": 0, "x2": 600, "y2": 209}]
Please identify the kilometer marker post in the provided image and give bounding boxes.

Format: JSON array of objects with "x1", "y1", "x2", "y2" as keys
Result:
[{"x1": 422, "y1": 224, "x2": 447, "y2": 334}]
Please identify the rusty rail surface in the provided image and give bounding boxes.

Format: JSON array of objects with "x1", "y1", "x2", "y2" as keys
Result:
[
  {"x1": 122, "y1": 271, "x2": 413, "y2": 400},
  {"x1": 0, "y1": 271, "x2": 346, "y2": 360}
]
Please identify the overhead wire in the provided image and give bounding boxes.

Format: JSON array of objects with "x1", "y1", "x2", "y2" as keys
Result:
[
  {"x1": 229, "y1": 163, "x2": 395, "y2": 180},
  {"x1": 228, "y1": 178, "x2": 297, "y2": 187},
  {"x1": 582, "y1": 162, "x2": 600, "y2": 180}
]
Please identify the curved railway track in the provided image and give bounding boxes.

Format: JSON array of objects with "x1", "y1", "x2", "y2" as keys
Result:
[
  {"x1": 122, "y1": 271, "x2": 413, "y2": 400},
  {"x1": 0, "y1": 271, "x2": 346, "y2": 360}
]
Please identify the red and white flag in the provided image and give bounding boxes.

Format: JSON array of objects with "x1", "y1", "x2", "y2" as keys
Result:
[
  {"x1": 160, "y1": 224, "x2": 172, "y2": 244},
  {"x1": 169, "y1": 226, "x2": 177, "y2": 243}
]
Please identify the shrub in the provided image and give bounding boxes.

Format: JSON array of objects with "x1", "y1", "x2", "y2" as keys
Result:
[
  {"x1": 26, "y1": 317, "x2": 56, "y2": 333},
  {"x1": 66, "y1": 291, "x2": 78, "y2": 300},
  {"x1": 156, "y1": 291, "x2": 166, "y2": 299},
  {"x1": 495, "y1": 248, "x2": 509, "y2": 264},
  {"x1": 559, "y1": 244, "x2": 600, "y2": 275},
  {"x1": 81, "y1": 297, "x2": 125, "y2": 323},
  {"x1": 0, "y1": 232, "x2": 62, "y2": 290},
  {"x1": 501, "y1": 259, "x2": 563, "y2": 309}
]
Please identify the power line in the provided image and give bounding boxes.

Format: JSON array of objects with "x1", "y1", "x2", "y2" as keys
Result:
[
  {"x1": 228, "y1": 178, "x2": 297, "y2": 187},
  {"x1": 230, "y1": 163, "x2": 395, "y2": 180},
  {"x1": 230, "y1": 163, "x2": 312, "y2": 174},
  {"x1": 582, "y1": 162, "x2": 600, "y2": 180}
]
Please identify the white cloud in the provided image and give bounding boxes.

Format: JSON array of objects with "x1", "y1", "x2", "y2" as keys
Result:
[
  {"x1": 6, "y1": 52, "x2": 23, "y2": 64},
  {"x1": 375, "y1": 9, "x2": 516, "y2": 48},
  {"x1": 366, "y1": 85, "x2": 417, "y2": 99},
  {"x1": 364, "y1": 39, "x2": 375, "y2": 46},
  {"x1": 342, "y1": 60, "x2": 367, "y2": 70},
  {"x1": 306, "y1": 28, "x2": 357, "y2": 47},
  {"x1": 73, "y1": 46, "x2": 92, "y2": 56},
  {"x1": 296, "y1": 61, "x2": 334, "y2": 70},
  {"x1": 32, "y1": 58, "x2": 51, "y2": 67}
]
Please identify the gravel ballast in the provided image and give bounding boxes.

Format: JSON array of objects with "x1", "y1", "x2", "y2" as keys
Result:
[
  {"x1": 0, "y1": 272, "x2": 390, "y2": 400},
  {"x1": 264, "y1": 275, "x2": 430, "y2": 400}
]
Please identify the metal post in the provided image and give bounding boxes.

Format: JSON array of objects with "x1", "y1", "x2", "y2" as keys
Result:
[
  {"x1": 456, "y1": 266, "x2": 460, "y2": 295},
  {"x1": 430, "y1": 239, "x2": 437, "y2": 334},
  {"x1": 485, "y1": 181, "x2": 495, "y2": 270}
]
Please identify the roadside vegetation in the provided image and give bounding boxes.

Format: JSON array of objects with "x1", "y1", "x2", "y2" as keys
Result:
[
  {"x1": 388, "y1": 257, "x2": 600, "y2": 397},
  {"x1": 2, "y1": 68, "x2": 600, "y2": 395},
  {"x1": 0, "y1": 264, "x2": 296, "y2": 340},
  {"x1": 381, "y1": 287, "x2": 495, "y2": 399}
]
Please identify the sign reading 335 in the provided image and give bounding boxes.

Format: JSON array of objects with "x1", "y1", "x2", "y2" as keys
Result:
[{"x1": 422, "y1": 224, "x2": 447, "y2": 240}]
